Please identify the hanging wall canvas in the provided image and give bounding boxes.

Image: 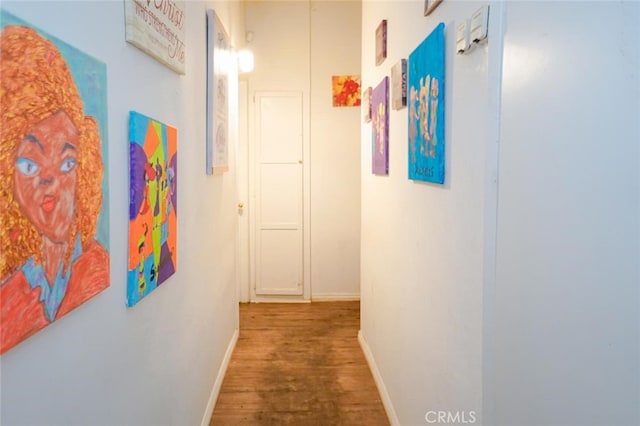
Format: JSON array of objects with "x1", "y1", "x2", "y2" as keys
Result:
[
  {"x1": 372, "y1": 77, "x2": 389, "y2": 175},
  {"x1": 332, "y1": 75, "x2": 361, "y2": 107},
  {"x1": 424, "y1": 0, "x2": 444, "y2": 16},
  {"x1": 363, "y1": 86, "x2": 372, "y2": 123},
  {"x1": 391, "y1": 59, "x2": 407, "y2": 110},
  {"x1": 124, "y1": 0, "x2": 186, "y2": 74},
  {"x1": 0, "y1": 10, "x2": 110, "y2": 354},
  {"x1": 375, "y1": 19, "x2": 387, "y2": 66},
  {"x1": 128, "y1": 111, "x2": 177, "y2": 307},
  {"x1": 206, "y1": 9, "x2": 230, "y2": 175},
  {"x1": 408, "y1": 23, "x2": 445, "y2": 183}
]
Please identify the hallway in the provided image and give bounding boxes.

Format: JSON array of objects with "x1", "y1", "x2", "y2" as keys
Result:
[{"x1": 210, "y1": 302, "x2": 389, "y2": 425}]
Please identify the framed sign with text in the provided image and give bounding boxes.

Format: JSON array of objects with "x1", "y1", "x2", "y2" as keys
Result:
[{"x1": 125, "y1": 0, "x2": 186, "y2": 74}]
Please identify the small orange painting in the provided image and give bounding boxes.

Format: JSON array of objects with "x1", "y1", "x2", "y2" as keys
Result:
[{"x1": 332, "y1": 75, "x2": 361, "y2": 107}]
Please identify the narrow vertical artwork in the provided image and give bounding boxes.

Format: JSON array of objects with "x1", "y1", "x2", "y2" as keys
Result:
[
  {"x1": 363, "y1": 86, "x2": 372, "y2": 123},
  {"x1": 375, "y1": 20, "x2": 387, "y2": 66},
  {"x1": 408, "y1": 23, "x2": 445, "y2": 183},
  {"x1": 0, "y1": 10, "x2": 110, "y2": 354},
  {"x1": 372, "y1": 77, "x2": 389, "y2": 175},
  {"x1": 391, "y1": 59, "x2": 407, "y2": 110},
  {"x1": 206, "y1": 9, "x2": 230, "y2": 175},
  {"x1": 128, "y1": 111, "x2": 177, "y2": 307},
  {"x1": 424, "y1": 0, "x2": 444, "y2": 16}
]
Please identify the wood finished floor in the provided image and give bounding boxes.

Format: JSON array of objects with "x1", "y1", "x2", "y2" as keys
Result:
[{"x1": 210, "y1": 302, "x2": 389, "y2": 425}]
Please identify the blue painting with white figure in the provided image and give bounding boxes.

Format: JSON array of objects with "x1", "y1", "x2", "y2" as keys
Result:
[{"x1": 408, "y1": 22, "x2": 445, "y2": 184}]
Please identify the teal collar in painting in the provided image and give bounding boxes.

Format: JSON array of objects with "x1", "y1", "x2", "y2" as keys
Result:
[{"x1": 21, "y1": 234, "x2": 83, "y2": 322}]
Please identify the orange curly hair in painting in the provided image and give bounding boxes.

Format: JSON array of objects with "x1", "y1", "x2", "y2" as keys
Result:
[{"x1": 0, "y1": 25, "x2": 103, "y2": 278}]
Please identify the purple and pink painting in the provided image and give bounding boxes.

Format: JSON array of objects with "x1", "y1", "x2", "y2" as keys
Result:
[
  {"x1": 128, "y1": 111, "x2": 177, "y2": 307},
  {"x1": 372, "y1": 76, "x2": 389, "y2": 175}
]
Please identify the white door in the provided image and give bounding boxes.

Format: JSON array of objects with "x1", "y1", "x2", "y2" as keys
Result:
[{"x1": 252, "y1": 92, "x2": 303, "y2": 296}]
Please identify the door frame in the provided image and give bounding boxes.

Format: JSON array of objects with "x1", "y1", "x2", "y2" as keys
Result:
[{"x1": 236, "y1": 79, "x2": 250, "y2": 303}]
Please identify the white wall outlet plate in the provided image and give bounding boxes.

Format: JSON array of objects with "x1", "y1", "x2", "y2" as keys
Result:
[
  {"x1": 470, "y1": 5, "x2": 489, "y2": 44},
  {"x1": 456, "y1": 20, "x2": 470, "y2": 54}
]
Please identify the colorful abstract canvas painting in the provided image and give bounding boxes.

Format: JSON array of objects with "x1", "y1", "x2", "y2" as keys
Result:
[
  {"x1": 0, "y1": 10, "x2": 110, "y2": 354},
  {"x1": 372, "y1": 76, "x2": 389, "y2": 175},
  {"x1": 128, "y1": 111, "x2": 177, "y2": 307},
  {"x1": 408, "y1": 23, "x2": 445, "y2": 184},
  {"x1": 332, "y1": 75, "x2": 361, "y2": 107}
]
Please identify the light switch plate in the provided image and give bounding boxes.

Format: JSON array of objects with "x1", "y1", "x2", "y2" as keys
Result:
[
  {"x1": 470, "y1": 5, "x2": 489, "y2": 44},
  {"x1": 456, "y1": 20, "x2": 470, "y2": 54}
]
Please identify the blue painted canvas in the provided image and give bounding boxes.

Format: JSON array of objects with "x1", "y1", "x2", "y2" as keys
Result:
[{"x1": 408, "y1": 23, "x2": 445, "y2": 183}]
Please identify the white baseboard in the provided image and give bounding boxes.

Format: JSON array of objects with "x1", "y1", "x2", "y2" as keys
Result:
[
  {"x1": 249, "y1": 298, "x2": 311, "y2": 303},
  {"x1": 200, "y1": 329, "x2": 239, "y2": 426},
  {"x1": 311, "y1": 293, "x2": 360, "y2": 301},
  {"x1": 358, "y1": 330, "x2": 400, "y2": 426}
]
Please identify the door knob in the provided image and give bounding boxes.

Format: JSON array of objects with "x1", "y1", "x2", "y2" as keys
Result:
[{"x1": 237, "y1": 202, "x2": 244, "y2": 209}]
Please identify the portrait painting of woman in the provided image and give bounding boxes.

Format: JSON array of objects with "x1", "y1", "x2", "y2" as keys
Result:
[{"x1": 0, "y1": 11, "x2": 110, "y2": 354}]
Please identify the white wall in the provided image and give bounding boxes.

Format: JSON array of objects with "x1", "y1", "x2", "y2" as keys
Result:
[
  {"x1": 310, "y1": 1, "x2": 361, "y2": 299},
  {"x1": 243, "y1": 0, "x2": 361, "y2": 300},
  {"x1": 360, "y1": 1, "x2": 639, "y2": 425},
  {"x1": 0, "y1": 1, "x2": 243, "y2": 425},
  {"x1": 360, "y1": 1, "x2": 497, "y2": 424},
  {"x1": 245, "y1": 0, "x2": 312, "y2": 301},
  {"x1": 492, "y1": 2, "x2": 640, "y2": 425}
]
